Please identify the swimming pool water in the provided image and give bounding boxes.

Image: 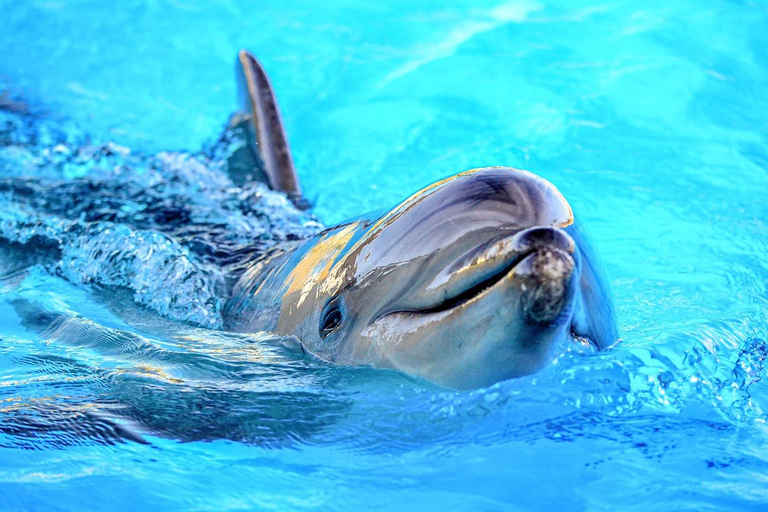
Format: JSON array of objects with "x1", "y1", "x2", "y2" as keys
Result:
[{"x1": 1, "y1": 0, "x2": 768, "y2": 510}]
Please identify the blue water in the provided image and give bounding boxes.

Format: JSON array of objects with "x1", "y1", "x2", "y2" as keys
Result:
[{"x1": 1, "y1": 0, "x2": 768, "y2": 510}]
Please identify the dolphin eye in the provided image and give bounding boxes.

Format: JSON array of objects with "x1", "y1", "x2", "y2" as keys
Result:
[{"x1": 319, "y1": 297, "x2": 345, "y2": 339}]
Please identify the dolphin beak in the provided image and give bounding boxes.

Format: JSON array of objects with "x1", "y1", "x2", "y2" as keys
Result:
[
  {"x1": 512, "y1": 243, "x2": 576, "y2": 325},
  {"x1": 423, "y1": 227, "x2": 577, "y2": 315}
]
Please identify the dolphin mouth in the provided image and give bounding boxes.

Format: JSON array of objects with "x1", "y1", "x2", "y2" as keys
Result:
[
  {"x1": 409, "y1": 248, "x2": 543, "y2": 314},
  {"x1": 383, "y1": 227, "x2": 579, "y2": 319}
]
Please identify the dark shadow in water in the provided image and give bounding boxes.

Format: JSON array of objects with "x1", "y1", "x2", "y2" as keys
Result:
[{"x1": 2, "y1": 287, "x2": 353, "y2": 450}]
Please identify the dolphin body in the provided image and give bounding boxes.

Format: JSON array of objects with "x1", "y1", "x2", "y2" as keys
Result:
[{"x1": 224, "y1": 51, "x2": 618, "y2": 390}]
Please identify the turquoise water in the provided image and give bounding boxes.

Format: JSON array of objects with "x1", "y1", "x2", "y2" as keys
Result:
[{"x1": 1, "y1": 0, "x2": 768, "y2": 510}]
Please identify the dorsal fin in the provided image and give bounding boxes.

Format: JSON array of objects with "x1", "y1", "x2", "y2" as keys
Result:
[{"x1": 237, "y1": 50, "x2": 308, "y2": 208}]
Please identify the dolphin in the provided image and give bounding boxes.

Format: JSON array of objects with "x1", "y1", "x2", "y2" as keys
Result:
[{"x1": 224, "y1": 51, "x2": 618, "y2": 390}]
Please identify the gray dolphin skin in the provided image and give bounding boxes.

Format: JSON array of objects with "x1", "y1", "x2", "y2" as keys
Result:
[{"x1": 225, "y1": 51, "x2": 618, "y2": 390}]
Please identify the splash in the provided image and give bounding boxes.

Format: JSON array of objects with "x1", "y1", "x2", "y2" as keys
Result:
[{"x1": 0, "y1": 106, "x2": 322, "y2": 328}]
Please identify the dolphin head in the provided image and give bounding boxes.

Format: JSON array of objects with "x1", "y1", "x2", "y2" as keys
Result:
[{"x1": 243, "y1": 167, "x2": 617, "y2": 389}]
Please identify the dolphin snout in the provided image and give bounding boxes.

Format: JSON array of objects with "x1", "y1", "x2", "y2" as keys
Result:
[
  {"x1": 512, "y1": 228, "x2": 577, "y2": 325},
  {"x1": 417, "y1": 226, "x2": 577, "y2": 312}
]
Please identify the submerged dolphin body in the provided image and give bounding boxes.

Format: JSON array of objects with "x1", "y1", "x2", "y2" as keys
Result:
[{"x1": 224, "y1": 51, "x2": 618, "y2": 390}]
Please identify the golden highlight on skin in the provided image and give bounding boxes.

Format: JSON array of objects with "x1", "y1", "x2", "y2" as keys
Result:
[{"x1": 280, "y1": 223, "x2": 358, "y2": 314}]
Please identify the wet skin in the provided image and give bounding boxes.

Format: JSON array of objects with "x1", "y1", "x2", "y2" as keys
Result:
[{"x1": 225, "y1": 167, "x2": 618, "y2": 390}]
